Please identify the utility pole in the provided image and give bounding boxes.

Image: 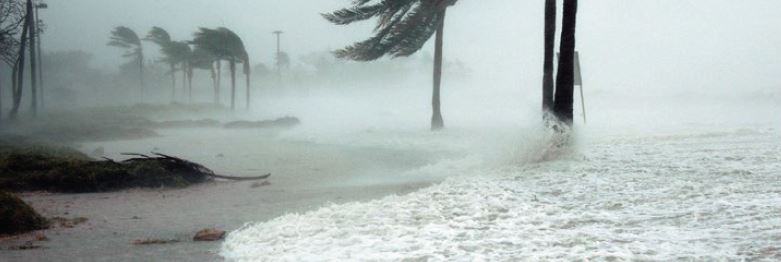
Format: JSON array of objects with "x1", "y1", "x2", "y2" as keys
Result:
[
  {"x1": 272, "y1": 30, "x2": 283, "y2": 82},
  {"x1": 34, "y1": 1, "x2": 47, "y2": 110}
]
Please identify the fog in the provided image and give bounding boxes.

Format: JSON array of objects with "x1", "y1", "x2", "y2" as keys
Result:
[{"x1": 1, "y1": 1, "x2": 780, "y2": 261}]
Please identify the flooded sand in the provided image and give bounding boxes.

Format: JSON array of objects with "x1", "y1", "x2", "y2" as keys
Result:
[{"x1": 0, "y1": 128, "x2": 442, "y2": 261}]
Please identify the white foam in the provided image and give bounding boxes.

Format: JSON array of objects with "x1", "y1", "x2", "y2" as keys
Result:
[{"x1": 222, "y1": 128, "x2": 781, "y2": 261}]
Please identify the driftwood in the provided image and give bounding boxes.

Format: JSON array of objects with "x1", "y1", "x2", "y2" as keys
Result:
[{"x1": 120, "y1": 153, "x2": 271, "y2": 181}]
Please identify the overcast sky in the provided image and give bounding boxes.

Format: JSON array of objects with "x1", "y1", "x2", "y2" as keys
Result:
[{"x1": 40, "y1": 0, "x2": 781, "y2": 96}]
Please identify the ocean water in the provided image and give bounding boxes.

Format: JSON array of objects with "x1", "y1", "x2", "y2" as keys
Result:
[{"x1": 220, "y1": 122, "x2": 781, "y2": 261}]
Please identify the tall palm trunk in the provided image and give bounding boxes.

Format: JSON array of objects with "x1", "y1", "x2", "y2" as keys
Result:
[
  {"x1": 27, "y1": 0, "x2": 37, "y2": 117},
  {"x1": 187, "y1": 65, "x2": 193, "y2": 103},
  {"x1": 542, "y1": 0, "x2": 556, "y2": 116},
  {"x1": 244, "y1": 63, "x2": 250, "y2": 110},
  {"x1": 215, "y1": 60, "x2": 222, "y2": 105},
  {"x1": 553, "y1": 0, "x2": 578, "y2": 126},
  {"x1": 181, "y1": 63, "x2": 187, "y2": 102},
  {"x1": 139, "y1": 52, "x2": 144, "y2": 100},
  {"x1": 211, "y1": 64, "x2": 218, "y2": 105},
  {"x1": 430, "y1": 10, "x2": 446, "y2": 131},
  {"x1": 10, "y1": 10, "x2": 30, "y2": 120},
  {"x1": 229, "y1": 60, "x2": 236, "y2": 111},
  {"x1": 170, "y1": 63, "x2": 176, "y2": 101}
]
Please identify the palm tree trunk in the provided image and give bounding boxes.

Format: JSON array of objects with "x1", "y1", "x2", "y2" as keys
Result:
[
  {"x1": 542, "y1": 0, "x2": 556, "y2": 116},
  {"x1": 430, "y1": 10, "x2": 446, "y2": 131},
  {"x1": 28, "y1": 0, "x2": 38, "y2": 117},
  {"x1": 216, "y1": 60, "x2": 222, "y2": 105},
  {"x1": 230, "y1": 60, "x2": 236, "y2": 111},
  {"x1": 181, "y1": 63, "x2": 187, "y2": 102},
  {"x1": 139, "y1": 52, "x2": 145, "y2": 100},
  {"x1": 244, "y1": 63, "x2": 250, "y2": 110},
  {"x1": 187, "y1": 65, "x2": 193, "y2": 103},
  {"x1": 211, "y1": 64, "x2": 218, "y2": 105},
  {"x1": 553, "y1": 0, "x2": 578, "y2": 126},
  {"x1": 170, "y1": 63, "x2": 176, "y2": 101},
  {"x1": 10, "y1": 11, "x2": 30, "y2": 120}
]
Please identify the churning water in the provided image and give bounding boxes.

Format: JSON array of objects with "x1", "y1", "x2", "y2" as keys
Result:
[{"x1": 220, "y1": 121, "x2": 781, "y2": 261}]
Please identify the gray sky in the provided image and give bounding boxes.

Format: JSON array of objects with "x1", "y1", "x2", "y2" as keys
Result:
[{"x1": 41, "y1": 0, "x2": 781, "y2": 96}]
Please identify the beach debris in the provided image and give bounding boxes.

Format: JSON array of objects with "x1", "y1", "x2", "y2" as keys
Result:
[
  {"x1": 251, "y1": 181, "x2": 272, "y2": 188},
  {"x1": 0, "y1": 192, "x2": 49, "y2": 235},
  {"x1": 34, "y1": 232, "x2": 48, "y2": 241},
  {"x1": 8, "y1": 241, "x2": 43, "y2": 250},
  {"x1": 49, "y1": 217, "x2": 88, "y2": 229},
  {"x1": 193, "y1": 228, "x2": 226, "y2": 241},
  {"x1": 133, "y1": 238, "x2": 180, "y2": 245}
]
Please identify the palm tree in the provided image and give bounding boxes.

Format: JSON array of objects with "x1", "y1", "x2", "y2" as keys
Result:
[
  {"x1": 191, "y1": 27, "x2": 250, "y2": 110},
  {"x1": 144, "y1": 26, "x2": 177, "y2": 99},
  {"x1": 190, "y1": 47, "x2": 218, "y2": 103},
  {"x1": 8, "y1": 0, "x2": 30, "y2": 120},
  {"x1": 542, "y1": 0, "x2": 556, "y2": 119},
  {"x1": 552, "y1": 0, "x2": 578, "y2": 127},
  {"x1": 108, "y1": 26, "x2": 144, "y2": 97},
  {"x1": 324, "y1": 0, "x2": 458, "y2": 131}
]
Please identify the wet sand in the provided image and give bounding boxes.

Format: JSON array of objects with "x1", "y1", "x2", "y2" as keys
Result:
[{"x1": 0, "y1": 128, "x2": 441, "y2": 261}]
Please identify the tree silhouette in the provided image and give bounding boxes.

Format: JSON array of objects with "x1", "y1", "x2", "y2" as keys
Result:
[
  {"x1": 542, "y1": 0, "x2": 556, "y2": 119},
  {"x1": 552, "y1": 0, "x2": 578, "y2": 127},
  {"x1": 0, "y1": 0, "x2": 24, "y2": 121},
  {"x1": 324, "y1": 0, "x2": 458, "y2": 130},
  {"x1": 144, "y1": 26, "x2": 178, "y2": 99},
  {"x1": 108, "y1": 26, "x2": 145, "y2": 98},
  {"x1": 191, "y1": 27, "x2": 250, "y2": 110}
]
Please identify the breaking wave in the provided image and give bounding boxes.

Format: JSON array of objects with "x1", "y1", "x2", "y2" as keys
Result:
[{"x1": 221, "y1": 128, "x2": 781, "y2": 261}]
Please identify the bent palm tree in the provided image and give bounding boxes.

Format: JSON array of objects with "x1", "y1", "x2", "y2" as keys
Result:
[
  {"x1": 552, "y1": 0, "x2": 578, "y2": 127},
  {"x1": 144, "y1": 26, "x2": 178, "y2": 99},
  {"x1": 108, "y1": 26, "x2": 144, "y2": 97},
  {"x1": 191, "y1": 27, "x2": 250, "y2": 110},
  {"x1": 324, "y1": 0, "x2": 458, "y2": 131},
  {"x1": 190, "y1": 47, "x2": 218, "y2": 103}
]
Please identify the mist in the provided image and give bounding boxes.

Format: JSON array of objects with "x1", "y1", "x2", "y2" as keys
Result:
[{"x1": 1, "y1": 0, "x2": 780, "y2": 261}]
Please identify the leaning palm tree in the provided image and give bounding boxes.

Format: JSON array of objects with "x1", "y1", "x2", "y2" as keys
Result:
[
  {"x1": 166, "y1": 41, "x2": 192, "y2": 102},
  {"x1": 552, "y1": 0, "x2": 578, "y2": 127},
  {"x1": 324, "y1": 0, "x2": 458, "y2": 131},
  {"x1": 108, "y1": 26, "x2": 144, "y2": 97},
  {"x1": 190, "y1": 47, "x2": 218, "y2": 103},
  {"x1": 144, "y1": 26, "x2": 177, "y2": 99},
  {"x1": 218, "y1": 27, "x2": 251, "y2": 111},
  {"x1": 191, "y1": 27, "x2": 250, "y2": 110}
]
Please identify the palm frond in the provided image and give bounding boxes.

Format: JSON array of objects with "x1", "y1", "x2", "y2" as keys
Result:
[
  {"x1": 145, "y1": 26, "x2": 171, "y2": 46},
  {"x1": 327, "y1": 0, "x2": 457, "y2": 61},
  {"x1": 108, "y1": 26, "x2": 141, "y2": 47}
]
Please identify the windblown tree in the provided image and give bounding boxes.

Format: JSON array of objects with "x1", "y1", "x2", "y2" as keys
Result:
[
  {"x1": 552, "y1": 0, "x2": 578, "y2": 127},
  {"x1": 108, "y1": 26, "x2": 145, "y2": 97},
  {"x1": 189, "y1": 47, "x2": 218, "y2": 104},
  {"x1": 7, "y1": 0, "x2": 31, "y2": 120},
  {"x1": 324, "y1": 0, "x2": 458, "y2": 131},
  {"x1": 191, "y1": 27, "x2": 250, "y2": 110},
  {"x1": 144, "y1": 26, "x2": 177, "y2": 99},
  {"x1": 0, "y1": 0, "x2": 24, "y2": 121}
]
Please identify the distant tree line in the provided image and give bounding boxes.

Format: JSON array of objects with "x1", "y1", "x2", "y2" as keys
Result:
[{"x1": 108, "y1": 26, "x2": 252, "y2": 111}]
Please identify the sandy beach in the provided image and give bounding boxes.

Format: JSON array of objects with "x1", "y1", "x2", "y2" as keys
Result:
[{"x1": 0, "y1": 128, "x2": 442, "y2": 261}]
